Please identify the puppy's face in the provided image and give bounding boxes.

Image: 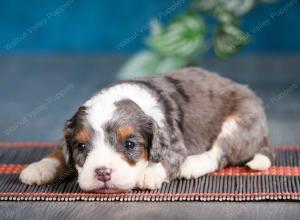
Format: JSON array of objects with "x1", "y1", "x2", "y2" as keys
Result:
[{"x1": 64, "y1": 99, "x2": 156, "y2": 192}]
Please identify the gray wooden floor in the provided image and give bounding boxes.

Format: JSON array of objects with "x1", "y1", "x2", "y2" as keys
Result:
[{"x1": 1, "y1": 202, "x2": 300, "y2": 220}]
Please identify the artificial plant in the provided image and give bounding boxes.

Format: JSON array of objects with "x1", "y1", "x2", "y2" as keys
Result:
[{"x1": 118, "y1": 0, "x2": 275, "y2": 79}]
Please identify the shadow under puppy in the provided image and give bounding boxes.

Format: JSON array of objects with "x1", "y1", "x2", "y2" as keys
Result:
[{"x1": 20, "y1": 68, "x2": 274, "y2": 192}]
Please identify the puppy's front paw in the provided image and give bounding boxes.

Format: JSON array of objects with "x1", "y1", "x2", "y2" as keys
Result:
[
  {"x1": 137, "y1": 163, "x2": 167, "y2": 190},
  {"x1": 20, "y1": 158, "x2": 62, "y2": 185}
]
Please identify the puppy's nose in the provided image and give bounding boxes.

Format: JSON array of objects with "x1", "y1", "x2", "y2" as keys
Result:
[{"x1": 95, "y1": 167, "x2": 112, "y2": 182}]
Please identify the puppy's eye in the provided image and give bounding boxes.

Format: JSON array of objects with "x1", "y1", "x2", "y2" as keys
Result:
[
  {"x1": 77, "y1": 143, "x2": 87, "y2": 152},
  {"x1": 124, "y1": 140, "x2": 135, "y2": 150}
]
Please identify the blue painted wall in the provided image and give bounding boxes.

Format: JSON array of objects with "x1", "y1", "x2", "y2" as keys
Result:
[{"x1": 0, "y1": 0, "x2": 299, "y2": 53}]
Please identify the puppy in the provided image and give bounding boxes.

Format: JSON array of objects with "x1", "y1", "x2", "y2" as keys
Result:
[{"x1": 20, "y1": 68, "x2": 274, "y2": 192}]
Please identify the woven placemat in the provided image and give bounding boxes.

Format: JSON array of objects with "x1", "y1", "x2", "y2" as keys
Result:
[{"x1": 0, "y1": 142, "x2": 300, "y2": 202}]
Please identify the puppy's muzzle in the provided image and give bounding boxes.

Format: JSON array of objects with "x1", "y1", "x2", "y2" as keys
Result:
[{"x1": 95, "y1": 167, "x2": 112, "y2": 182}]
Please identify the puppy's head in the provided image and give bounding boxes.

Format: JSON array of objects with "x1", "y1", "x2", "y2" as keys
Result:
[{"x1": 64, "y1": 99, "x2": 168, "y2": 192}]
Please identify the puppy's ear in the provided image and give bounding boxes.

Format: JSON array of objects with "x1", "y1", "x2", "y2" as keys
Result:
[
  {"x1": 64, "y1": 118, "x2": 76, "y2": 141},
  {"x1": 63, "y1": 106, "x2": 87, "y2": 165},
  {"x1": 64, "y1": 106, "x2": 86, "y2": 137},
  {"x1": 148, "y1": 119, "x2": 170, "y2": 163},
  {"x1": 62, "y1": 119, "x2": 75, "y2": 166}
]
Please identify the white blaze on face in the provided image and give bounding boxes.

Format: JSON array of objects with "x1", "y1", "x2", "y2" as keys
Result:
[
  {"x1": 77, "y1": 141, "x2": 148, "y2": 191},
  {"x1": 76, "y1": 83, "x2": 165, "y2": 191},
  {"x1": 84, "y1": 83, "x2": 165, "y2": 130}
]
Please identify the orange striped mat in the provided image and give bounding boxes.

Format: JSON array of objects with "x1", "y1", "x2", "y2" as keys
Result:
[{"x1": 0, "y1": 142, "x2": 299, "y2": 201}]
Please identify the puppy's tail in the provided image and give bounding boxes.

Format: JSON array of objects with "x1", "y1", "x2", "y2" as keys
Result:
[{"x1": 246, "y1": 147, "x2": 274, "y2": 171}]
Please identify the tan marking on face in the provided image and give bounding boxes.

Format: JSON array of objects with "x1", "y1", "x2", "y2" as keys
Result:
[
  {"x1": 143, "y1": 148, "x2": 149, "y2": 161},
  {"x1": 117, "y1": 124, "x2": 149, "y2": 166},
  {"x1": 75, "y1": 129, "x2": 92, "y2": 144},
  {"x1": 117, "y1": 124, "x2": 134, "y2": 142},
  {"x1": 123, "y1": 157, "x2": 137, "y2": 166}
]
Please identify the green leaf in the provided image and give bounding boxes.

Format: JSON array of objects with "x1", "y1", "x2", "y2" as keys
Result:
[
  {"x1": 192, "y1": 0, "x2": 255, "y2": 17},
  {"x1": 117, "y1": 51, "x2": 161, "y2": 79},
  {"x1": 192, "y1": 0, "x2": 219, "y2": 11},
  {"x1": 258, "y1": 0, "x2": 277, "y2": 3},
  {"x1": 156, "y1": 56, "x2": 188, "y2": 73},
  {"x1": 212, "y1": 5, "x2": 238, "y2": 23},
  {"x1": 213, "y1": 23, "x2": 250, "y2": 59},
  {"x1": 146, "y1": 13, "x2": 206, "y2": 59},
  {"x1": 149, "y1": 19, "x2": 163, "y2": 36},
  {"x1": 225, "y1": 0, "x2": 255, "y2": 16}
]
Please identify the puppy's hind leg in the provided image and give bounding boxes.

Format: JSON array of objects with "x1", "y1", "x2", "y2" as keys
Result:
[
  {"x1": 246, "y1": 146, "x2": 273, "y2": 171},
  {"x1": 179, "y1": 113, "x2": 240, "y2": 179},
  {"x1": 20, "y1": 142, "x2": 68, "y2": 185}
]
